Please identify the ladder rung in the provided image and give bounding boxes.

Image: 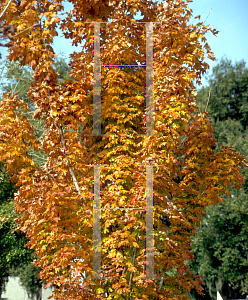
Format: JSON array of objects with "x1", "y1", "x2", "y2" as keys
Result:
[
  {"x1": 84, "y1": 21, "x2": 160, "y2": 23},
  {"x1": 101, "y1": 64, "x2": 146, "y2": 67},
  {"x1": 97, "y1": 207, "x2": 146, "y2": 210},
  {"x1": 80, "y1": 164, "x2": 163, "y2": 167}
]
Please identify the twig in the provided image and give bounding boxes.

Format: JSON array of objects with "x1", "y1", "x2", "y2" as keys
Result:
[
  {"x1": 158, "y1": 270, "x2": 165, "y2": 291},
  {"x1": 41, "y1": 72, "x2": 86, "y2": 207},
  {"x1": 204, "y1": 8, "x2": 212, "y2": 23},
  {"x1": 29, "y1": 151, "x2": 47, "y2": 162},
  {"x1": 12, "y1": 23, "x2": 39, "y2": 38},
  {"x1": 12, "y1": 83, "x2": 26, "y2": 95},
  {"x1": 201, "y1": 185, "x2": 209, "y2": 197},
  {"x1": 11, "y1": 78, "x2": 20, "y2": 94},
  {"x1": 126, "y1": 235, "x2": 139, "y2": 300},
  {"x1": 0, "y1": 0, "x2": 12, "y2": 20},
  {"x1": 205, "y1": 87, "x2": 211, "y2": 111},
  {"x1": 55, "y1": 123, "x2": 86, "y2": 207}
]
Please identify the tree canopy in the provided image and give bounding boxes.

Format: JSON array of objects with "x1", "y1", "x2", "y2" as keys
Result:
[{"x1": 0, "y1": 1, "x2": 247, "y2": 300}]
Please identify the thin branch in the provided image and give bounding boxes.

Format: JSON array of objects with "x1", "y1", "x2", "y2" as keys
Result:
[
  {"x1": 12, "y1": 82, "x2": 26, "y2": 95},
  {"x1": 204, "y1": 8, "x2": 212, "y2": 23},
  {"x1": 10, "y1": 77, "x2": 13, "y2": 91},
  {"x1": 126, "y1": 235, "x2": 139, "y2": 300},
  {"x1": 201, "y1": 186, "x2": 209, "y2": 197},
  {"x1": 191, "y1": 11, "x2": 204, "y2": 25},
  {"x1": 205, "y1": 87, "x2": 211, "y2": 111},
  {"x1": 0, "y1": 61, "x2": 7, "y2": 85},
  {"x1": 158, "y1": 270, "x2": 165, "y2": 291},
  {"x1": 28, "y1": 151, "x2": 47, "y2": 162},
  {"x1": 12, "y1": 23, "x2": 39, "y2": 38},
  {"x1": 41, "y1": 73, "x2": 86, "y2": 207},
  {"x1": 55, "y1": 123, "x2": 86, "y2": 207},
  {"x1": 0, "y1": 0, "x2": 12, "y2": 20},
  {"x1": 122, "y1": 265, "x2": 127, "y2": 279}
]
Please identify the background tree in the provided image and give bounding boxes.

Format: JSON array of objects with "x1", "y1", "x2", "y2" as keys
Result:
[
  {"x1": 187, "y1": 57, "x2": 248, "y2": 300},
  {"x1": 0, "y1": 1, "x2": 247, "y2": 300},
  {"x1": 9, "y1": 259, "x2": 43, "y2": 300},
  {"x1": 0, "y1": 52, "x2": 72, "y2": 298},
  {"x1": 196, "y1": 57, "x2": 248, "y2": 191},
  {"x1": 0, "y1": 160, "x2": 35, "y2": 297}
]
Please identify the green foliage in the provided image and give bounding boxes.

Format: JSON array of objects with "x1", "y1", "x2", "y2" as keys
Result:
[
  {"x1": 0, "y1": 56, "x2": 34, "y2": 107},
  {"x1": 196, "y1": 57, "x2": 248, "y2": 193},
  {"x1": 0, "y1": 51, "x2": 71, "y2": 108},
  {"x1": 188, "y1": 190, "x2": 248, "y2": 300},
  {"x1": 197, "y1": 56, "x2": 248, "y2": 131},
  {"x1": 0, "y1": 161, "x2": 34, "y2": 296},
  {"x1": 188, "y1": 57, "x2": 248, "y2": 300},
  {"x1": 0, "y1": 161, "x2": 17, "y2": 206},
  {"x1": 54, "y1": 53, "x2": 72, "y2": 86}
]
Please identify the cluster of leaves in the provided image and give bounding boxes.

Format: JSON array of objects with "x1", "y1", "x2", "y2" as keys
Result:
[
  {"x1": 187, "y1": 57, "x2": 248, "y2": 300},
  {"x1": 0, "y1": 53, "x2": 72, "y2": 297},
  {"x1": 0, "y1": 1, "x2": 247, "y2": 300}
]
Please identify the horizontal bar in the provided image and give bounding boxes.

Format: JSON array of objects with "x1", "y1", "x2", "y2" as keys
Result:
[
  {"x1": 137, "y1": 134, "x2": 163, "y2": 137},
  {"x1": 102, "y1": 64, "x2": 146, "y2": 67},
  {"x1": 138, "y1": 277, "x2": 163, "y2": 280},
  {"x1": 86, "y1": 164, "x2": 110, "y2": 166},
  {"x1": 86, "y1": 275, "x2": 163, "y2": 280},
  {"x1": 80, "y1": 164, "x2": 163, "y2": 167},
  {"x1": 139, "y1": 164, "x2": 162, "y2": 167},
  {"x1": 84, "y1": 21, "x2": 161, "y2": 23},
  {"x1": 97, "y1": 207, "x2": 146, "y2": 210},
  {"x1": 84, "y1": 134, "x2": 110, "y2": 136},
  {"x1": 84, "y1": 133, "x2": 163, "y2": 137}
]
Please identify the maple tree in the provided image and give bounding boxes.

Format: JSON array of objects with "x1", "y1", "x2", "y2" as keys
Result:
[{"x1": 0, "y1": 1, "x2": 247, "y2": 300}]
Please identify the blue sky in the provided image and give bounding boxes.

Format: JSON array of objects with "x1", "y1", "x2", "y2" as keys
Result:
[
  {"x1": 1, "y1": 0, "x2": 248, "y2": 89},
  {"x1": 50, "y1": 0, "x2": 248, "y2": 88}
]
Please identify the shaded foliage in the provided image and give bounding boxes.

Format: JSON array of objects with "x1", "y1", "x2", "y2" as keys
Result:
[{"x1": 188, "y1": 57, "x2": 248, "y2": 300}]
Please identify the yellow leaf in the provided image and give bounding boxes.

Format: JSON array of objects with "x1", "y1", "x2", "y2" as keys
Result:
[
  {"x1": 132, "y1": 242, "x2": 139, "y2": 248},
  {"x1": 117, "y1": 288, "x2": 123, "y2": 294},
  {"x1": 96, "y1": 287, "x2": 104, "y2": 294}
]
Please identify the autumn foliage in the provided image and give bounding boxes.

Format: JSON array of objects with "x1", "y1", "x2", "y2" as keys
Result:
[{"x1": 0, "y1": 0, "x2": 247, "y2": 299}]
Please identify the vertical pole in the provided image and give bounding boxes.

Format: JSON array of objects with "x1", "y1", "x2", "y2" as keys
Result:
[
  {"x1": 91, "y1": 21, "x2": 158, "y2": 282},
  {"x1": 146, "y1": 164, "x2": 154, "y2": 279},
  {"x1": 146, "y1": 22, "x2": 154, "y2": 136},
  {"x1": 93, "y1": 22, "x2": 101, "y2": 136},
  {"x1": 93, "y1": 165, "x2": 101, "y2": 278}
]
